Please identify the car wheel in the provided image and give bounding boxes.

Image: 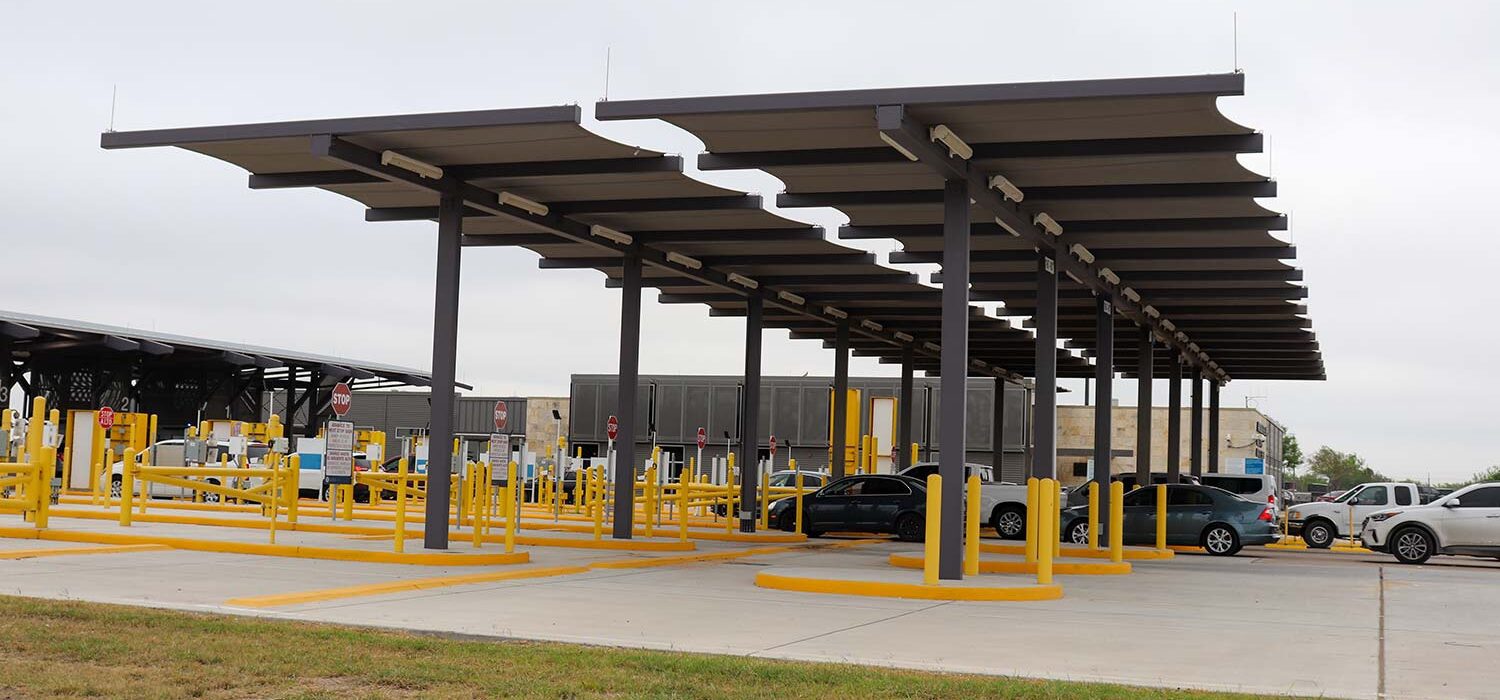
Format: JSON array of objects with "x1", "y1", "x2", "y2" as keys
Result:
[
  {"x1": 992, "y1": 505, "x2": 1026, "y2": 540},
  {"x1": 1302, "y1": 519, "x2": 1335, "y2": 549},
  {"x1": 1391, "y1": 527, "x2": 1434, "y2": 565},
  {"x1": 1065, "y1": 519, "x2": 1090, "y2": 545},
  {"x1": 1202, "y1": 524, "x2": 1241, "y2": 556},
  {"x1": 896, "y1": 513, "x2": 925, "y2": 542},
  {"x1": 110, "y1": 476, "x2": 122, "y2": 499},
  {"x1": 203, "y1": 479, "x2": 221, "y2": 503}
]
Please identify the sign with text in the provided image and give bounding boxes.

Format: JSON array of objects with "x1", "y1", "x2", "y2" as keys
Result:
[
  {"x1": 330, "y1": 382, "x2": 352, "y2": 417},
  {"x1": 606, "y1": 415, "x2": 619, "y2": 441},
  {"x1": 489, "y1": 433, "x2": 511, "y2": 467},
  {"x1": 494, "y1": 401, "x2": 509, "y2": 431},
  {"x1": 97, "y1": 406, "x2": 115, "y2": 430},
  {"x1": 324, "y1": 420, "x2": 355, "y2": 484}
]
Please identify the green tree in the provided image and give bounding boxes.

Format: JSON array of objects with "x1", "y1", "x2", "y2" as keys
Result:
[
  {"x1": 1308, "y1": 446, "x2": 1387, "y2": 490},
  {"x1": 1438, "y1": 465, "x2": 1500, "y2": 490},
  {"x1": 1282, "y1": 434, "x2": 1304, "y2": 480}
]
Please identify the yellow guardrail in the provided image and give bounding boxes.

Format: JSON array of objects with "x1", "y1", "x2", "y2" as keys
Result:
[{"x1": 0, "y1": 397, "x2": 56, "y2": 528}]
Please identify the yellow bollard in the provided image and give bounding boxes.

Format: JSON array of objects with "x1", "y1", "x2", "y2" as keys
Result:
[
  {"x1": 923, "y1": 473, "x2": 942, "y2": 585},
  {"x1": 1087, "y1": 481, "x2": 1099, "y2": 550},
  {"x1": 677, "y1": 467, "x2": 689, "y2": 542},
  {"x1": 1052, "y1": 480, "x2": 1062, "y2": 561},
  {"x1": 759, "y1": 459, "x2": 770, "y2": 530},
  {"x1": 471, "y1": 464, "x2": 483, "y2": 550},
  {"x1": 505, "y1": 460, "x2": 518, "y2": 553},
  {"x1": 1024, "y1": 477, "x2": 1039, "y2": 563},
  {"x1": 574, "y1": 468, "x2": 585, "y2": 514},
  {"x1": 964, "y1": 473, "x2": 980, "y2": 576},
  {"x1": 910, "y1": 442, "x2": 918, "y2": 470},
  {"x1": 285, "y1": 455, "x2": 299, "y2": 525},
  {"x1": 342, "y1": 483, "x2": 354, "y2": 521},
  {"x1": 1109, "y1": 480, "x2": 1124, "y2": 563},
  {"x1": 793, "y1": 458, "x2": 804, "y2": 535},
  {"x1": 35, "y1": 444, "x2": 55, "y2": 529},
  {"x1": 644, "y1": 464, "x2": 656, "y2": 538},
  {"x1": 1037, "y1": 478, "x2": 1054, "y2": 585},
  {"x1": 724, "y1": 453, "x2": 735, "y2": 535},
  {"x1": 268, "y1": 458, "x2": 278, "y2": 545},
  {"x1": 119, "y1": 448, "x2": 135, "y2": 527},
  {"x1": 1155, "y1": 483, "x2": 1168, "y2": 550}
]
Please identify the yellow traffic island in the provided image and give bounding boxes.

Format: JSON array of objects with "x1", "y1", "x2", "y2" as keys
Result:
[
  {"x1": 887, "y1": 552, "x2": 1130, "y2": 576},
  {"x1": 755, "y1": 566, "x2": 1062, "y2": 601},
  {"x1": 1264, "y1": 538, "x2": 1309, "y2": 551},
  {"x1": 1329, "y1": 540, "x2": 1374, "y2": 554},
  {"x1": 979, "y1": 541, "x2": 1174, "y2": 561}
]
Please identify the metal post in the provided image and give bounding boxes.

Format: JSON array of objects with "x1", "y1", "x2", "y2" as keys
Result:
[
  {"x1": 1135, "y1": 327, "x2": 1153, "y2": 488},
  {"x1": 613, "y1": 254, "x2": 642, "y2": 539},
  {"x1": 1092, "y1": 297, "x2": 1113, "y2": 540},
  {"x1": 739, "y1": 295, "x2": 763, "y2": 533},
  {"x1": 1166, "y1": 358, "x2": 1183, "y2": 482},
  {"x1": 281, "y1": 366, "x2": 296, "y2": 438},
  {"x1": 992, "y1": 378, "x2": 1006, "y2": 479},
  {"x1": 938, "y1": 178, "x2": 969, "y2": 580},
  {"x1": 1030, "y1": 253, "x2": 1059, "y2": 481},
  {"x1": 1190, "y1": 366, "x2": 1204, "y2": 477},
  {"x1": 1208, "y1": 380, "x2": 1221, "y2": 474},
  {"x1": 423, "y1": 193, "x2": 463, "y2": 550},
  {"x1": 303, "y1": 368, "x2": 323, "y2": 438},
  {"x1": 897, "y1": 345, "x2": 914, "y2": 471},
  {"x1": 831, "y1": 320, "x2": 849, "y2": 478}
]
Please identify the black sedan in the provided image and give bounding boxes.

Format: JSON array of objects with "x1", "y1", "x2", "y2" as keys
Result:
[
  {"x1": 768, "y1": 474, "x2": 928, "y2": 541},
  {"x1": 1060, "y1": 484, "x2": 1276, "y2": 556}
]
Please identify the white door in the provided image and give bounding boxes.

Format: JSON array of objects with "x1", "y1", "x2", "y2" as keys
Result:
[
  {"x1": 1437, "y1": 486, "x2": 1500, "y2": 547},
  {"x1": 869, "y1": 396, "x2": 896, "y2": 474}
]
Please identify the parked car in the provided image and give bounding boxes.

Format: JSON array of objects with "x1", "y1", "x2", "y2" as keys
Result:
[
  {"x1": 110, "y1": 439, "x2": 269, "y2": 501},
  {"x1": 1065, "y1": 472, "x2": 1202, "y2": 509},
  {"x1": 1316, "y1": 490, "x2": 1347, "y2": 502},
  {"x1": 768, "y1": 474, "x2": 928, "y2": 541},
  {"x1": 1200, "y1": 473, "x2": 1281, "y2": 518},
  {"x1": 1288, "y1": 483, "x2": 1429, "y2": 548},
  {"x1": 1060, "y1": 484, "x2": 1277, "y2": 556},
  {"x1": 897, "y1": 462, "x2": 1029, "y2": 540},
  {"x1": 714, "y1": 469, "x2": 830, "y2": 516},
  {"x1": 1362, "y1": 482, "x2": 1500, "y2": 564}
]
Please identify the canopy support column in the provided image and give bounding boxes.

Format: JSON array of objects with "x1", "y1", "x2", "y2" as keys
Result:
[
  {"x1": 897, "y1": 345, "x2": 914, "y2": 471},
  {"x1": 424, "y1": 193, "x2": 463, "y2": 551},
  {"x1": 1190, "y1": 367, "x2": 1204, "y2": 477},
  {"x1": 1092, "y1": 297, "x2": 1113, "y2": 541},
  {"x1": 739, "y1": 295, "x2": 763, "y2": 533},
  {"x1": 1208, "y1": 380, "x2": 1220, "y2": 474},
  {"x1": 1135, "y1": 327, "x2": 1153, "y2": 488},
  {"x1": 992, "y1": 380, "x2": 1006, "y2": 478},
  {"x1": 938, "y1": 178, "x2": 969, "y2": 581},
  {"x1": 1030, "y1": 254, "x2": 1059, "y2": 481},
  {"x1": 831, "y1": 320, "x2": 849, "y2": 478},
  {"x1": 1166, "y1": 358, "x2": 1183, "y2": 483},
  {"x1": 612, "y1": 254, "x2": 642, "y2": 539}
]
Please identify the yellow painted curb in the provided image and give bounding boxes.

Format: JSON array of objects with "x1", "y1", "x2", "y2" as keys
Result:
[
  {"x1": 1168, "y1": 545, "x2": 1206, "y2": 554},
  {"x1": 755, "y1": 571, "x2": 1064, "y2": 601},
  {"x1": 1330, "y1": 544, "x2": 1374, "y2": 554},
  {"x1": 1263, "y1": 542, "x2": 1309, "y2": 551},
  {"x1": 225, "y1": 565, "x2": 588, "y2": 608},
  {"x1": 590, "y1": 545, "x2": 796, "y2": 570},
  {"x1": 0, "y1": 544, "x2": 170, "y2": 559},
  {"x1": 888, "y1": 552, "x2": 1131, "y2": 576},
  {"x1": 980, "y1": 542, "x2": 1175, "y2": 560},
  {"x1": 0, "y1": 527, "x2": 530, "y2": 566}
]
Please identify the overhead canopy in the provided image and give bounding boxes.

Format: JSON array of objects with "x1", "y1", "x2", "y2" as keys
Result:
[
  {"x1": 597, "y1": 73, "x2": 1323, "y2": 381},
  {"x1": 102, "y1": 106, "x2": 1073, "y2": 380}
]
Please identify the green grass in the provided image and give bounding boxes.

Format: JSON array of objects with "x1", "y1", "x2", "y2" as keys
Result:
[{"x1": 0, "y1": 594, "x2": 1280, "y2": 699}]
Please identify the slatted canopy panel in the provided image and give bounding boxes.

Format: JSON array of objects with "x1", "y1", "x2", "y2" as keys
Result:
[
  {"x1": 100, "y1": 106, "x2": 1075, "y2": 380},
  {"x1": 597, "y1": 73, "x2": 1323, "y2": 382}
]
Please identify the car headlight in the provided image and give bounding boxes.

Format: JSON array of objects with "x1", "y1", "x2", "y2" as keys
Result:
[
  {"x1": 1287, "y1": 509, "x2": 1301, "y2": 520},
  {"x1": 1368, "y1": 510, "x2": 1401, "y2": 523}
]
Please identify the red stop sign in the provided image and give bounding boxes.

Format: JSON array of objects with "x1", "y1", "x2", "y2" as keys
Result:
[
  {"x1": 494, "y1": 401, "x2": 508, "y2": 430},
  {"x1": 606, "y1": 415, "x2": 619, "y2": 440},
  {"x1": 330, "y1": 382, "x2": 352, "y2": 417},
  {"x1": 696, "y1": 427, "x2": 706, "y2": 449},
  {"x1": 770, "y1": 435, "x2": 777, "y2": 456},
  {"x1": 97, "y1": 407, "x2": 115, "y2": 430}
]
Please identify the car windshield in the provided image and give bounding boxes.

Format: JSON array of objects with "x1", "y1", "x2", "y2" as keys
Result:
[{"x1": 1201, "y1": 476, "x2": 1264, "y2": 495}]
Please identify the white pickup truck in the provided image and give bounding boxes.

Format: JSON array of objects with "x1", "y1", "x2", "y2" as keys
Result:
[
  {"x1": 897, "y1": 462, "x2": 1031, "y2": 539},
  {"x1": 1287, "y1": 482, "x2": 1435, "y2": 548}
]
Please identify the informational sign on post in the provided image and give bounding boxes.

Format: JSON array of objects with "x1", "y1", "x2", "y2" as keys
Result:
[
  {"x1": 494, "y1": 401, "x2": 509, "y2": 431},
  {"x1": 696, "y1": 427, "x2": 706, "y2": 450},
  {"x1": 606, "y1": 415, "x2": 619, "y2": 441},
  {"x1": 97, "y1": 406, "x2": 115, "y2": 430},
  {"x1": 324, "y1": 420, "x2": 355, "y2": 484},
  {"x1": 489, "y1": 433, "x2": 510, "y2": 467}
]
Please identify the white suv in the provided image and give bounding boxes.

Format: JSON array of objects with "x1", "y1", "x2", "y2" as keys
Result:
[{"x1": 1361, "y1": 482, "x2": 1500, "y2": 564}]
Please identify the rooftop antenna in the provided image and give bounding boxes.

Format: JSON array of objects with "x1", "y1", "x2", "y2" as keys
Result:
[
  {"x1": 1233, "y1": 12, "x2": 1240, "y2": 72},
  {"x1": 603, "y1": 46, "x2": 612, "y2": 101},
  {"x1": 107, "y1": 84, "x2": 118, "y2": 132}
]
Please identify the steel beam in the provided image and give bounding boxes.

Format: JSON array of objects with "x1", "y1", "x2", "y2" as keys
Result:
[
  {"x1": 614, "y1": 255, "x2": 642, "y2": 539},
  {"x1": 890, "y1": 246, "x2": 1296, "y2": 264},
  {"x1": 1166, "y1": 359, "x2": 1182, "y2": 482},
  {"x1": 1208, "y1": 380, "x2": 1220, "y2": 475},
  {"x1": 992, "y1": 378, "x2": 1006, "y2": 478},
  {"x1": 1093, "y1": 296, "x2": 1113, "y2": 541},
  {"x1": 740, "y1": 296, "x2": 763, "y2": 533},
  {"x1": 551, "y1": 195, "x2": 762, "y2": 215},
  {"x1": 1135, "y1": 327, "x2": 1153, "y2": 488},
  {"x1": 424, "y1": 193, "x2": 463, "y2": 550},
  {"x1": 1031, "y1": 253, "x2": 1059, "y2": 481},
  {"x1": 938, "y1": 178, "x2": 969, "y2": 581},
  {"x1": 1190, "y1": 368, "x2": 1204, "y2": 477},
  {"x1": 783, "y1": 182, "x2": 1275, "y2": 208},
  {"x1": 831, "y1": 320, "x2": 850, "y2": 478},
  {"x1": 898, "y1": 345, "x2": 914, "y2": 471}
]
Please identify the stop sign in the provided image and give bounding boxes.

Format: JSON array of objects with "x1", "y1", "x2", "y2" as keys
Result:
[
  {"x1": 97, "y1": 406, "x2": 115, "y2": 430},
  {"x1": 330, "y1": 382, "x2": 352, "y2": 417},
  {"x1": 696, "y1": 427, "x2": 706, "y2": 449},
  {"x1": 769, "y1": 435, "x2": 777, "y2": 456},
  {"x1": 606, "y1": 415, "x2": 619, "y2": 440},
  {"x1": 493, "y1": 401, "x2": 508, "y2": 430}
]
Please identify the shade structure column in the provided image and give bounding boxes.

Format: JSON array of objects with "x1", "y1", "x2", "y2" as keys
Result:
[
  {"x1": 612, "y1": 254, "x2": 642, "y2": 539},
  {"x1": 1166, "y1": 357, "x2": 1183, "y2": 483},
  {"x1": 1207, "y1": 380, "x2": 1221, "y2": 474},
  {"x1": 830, "y1": 320, "x2": 849, "y2": 478},
  {"x1": 897, "y1": 345, "x2": 914, "y2": 471},
  {"x1": 1092, "y1": 297, "x2": 1113, "y2": 541},
  {"x1": 423, "y1": 193, "x2": 463, "y2": 551},
  {"x1": 1030, "y1": 254, "x2": 1059, "y2": 481},
  {"x1": 739, "y1": 295, "x2": 763, "y2": 533},
  {"x1": 992, "y1": 379, "x2": 1006, "y2": 477},
  {"x1": 1190, "y1": 366, "x2": 1204, "y2": 477},
  {"x1": 1135, "y1": 327, "x2": 1153, "y2": 488},
  {"x1": 938, "y1": 177, "x2": 969, "y2": 581}
]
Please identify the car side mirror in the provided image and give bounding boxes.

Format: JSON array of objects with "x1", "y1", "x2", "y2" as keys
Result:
[{"x1": 1444, "y1": 499, "x2": 1461, "y2": 508}]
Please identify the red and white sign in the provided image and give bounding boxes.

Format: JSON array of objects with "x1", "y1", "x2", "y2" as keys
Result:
[
  {"x1": 96, "y1": 406, "x2": 115, "y2": 430},
  {"x1": 606, "y1": 415, "x2": 619, "y2": 441},
  {"x1": 695, "y1": 427, "x2": 706, "y2": 450},
  {"x1": 493, "y1": 401, "x2": 509, "y2": 431},
  {"x1": 330, "y1": 382, "x2": 353, "y2": 417},
  {"x1": 769, "y1": 435, "x2": 777, "y2": 456}
]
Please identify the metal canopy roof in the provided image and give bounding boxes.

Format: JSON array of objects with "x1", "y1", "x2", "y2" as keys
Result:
[
  {"x1": 597, "y1": 73, "x2": 1324, "y2": 381},
  {"x1": 102, "y1": 106, "x2": 1070, "y2": 380},
  {"x1": 0, "y1": 309, "x2": 438, "y2": 389}
]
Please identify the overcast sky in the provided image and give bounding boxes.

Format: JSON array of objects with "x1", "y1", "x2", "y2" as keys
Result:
[{"x1": 4, "y1": 1, "x2": 1497, "y2": 482}]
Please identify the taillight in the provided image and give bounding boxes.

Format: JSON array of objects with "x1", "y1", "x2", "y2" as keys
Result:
[
  {"x1": 1258, "y1": 508, "x2": 1273, "y2": 521},
  {"x1": 1268, "y1": 493, "x2": 1276, "y2": 505}
]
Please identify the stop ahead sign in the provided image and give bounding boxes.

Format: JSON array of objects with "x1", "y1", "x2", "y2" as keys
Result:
[
  {"x1": 97, "y1": 406, "x2": 115, "y2": 430},
  {"x1": 606, "y1": 415, "x2": 619, "y2": 441},
  {"x1": 494, "y1": 401, "x2": 509, "y2": 431},
  {"x1": 696, "y1": 427, "x2": 706, "y2": 450},
  {"x1": 330, "y1": 382, "x2": 352, "y2": 417}
]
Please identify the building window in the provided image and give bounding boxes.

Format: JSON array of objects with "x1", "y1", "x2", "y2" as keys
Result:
[{"x1": 1072, "y1": 462, "x2": 1089, "y2": 477}]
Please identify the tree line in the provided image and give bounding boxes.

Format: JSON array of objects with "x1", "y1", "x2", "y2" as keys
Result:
[{"x1": 1281, "y1": 433, "x2": 1499, "y2": 490}]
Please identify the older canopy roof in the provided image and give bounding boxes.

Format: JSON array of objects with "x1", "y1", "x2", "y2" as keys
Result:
[
  {"x1": 597, "y1": 73, "x2": 1322, "y2": 382},
  {"x1": 102, "y1": 106, "x2": 1068, "y2": 380}
]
